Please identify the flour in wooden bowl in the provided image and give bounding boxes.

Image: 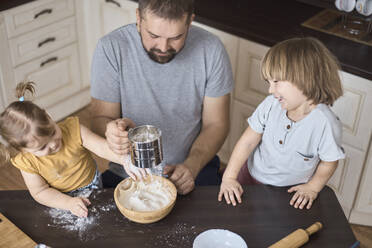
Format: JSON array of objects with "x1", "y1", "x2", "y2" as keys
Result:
[
  {"x1": 114, "y1": 175, "x2": 177, "y2": 223},
  {"x1": 118, "y1": 177, "x2": 172, "y2": 211}
]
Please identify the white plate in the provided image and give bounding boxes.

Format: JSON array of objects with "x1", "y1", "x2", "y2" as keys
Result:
[{"x1": 193, "y1": 229, "x2": 248, "y2": 248}]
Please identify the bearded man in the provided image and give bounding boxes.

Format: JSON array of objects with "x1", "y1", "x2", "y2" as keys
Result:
[{"x1": 90, "y1": 0, "x2": 233, "y2": 195}]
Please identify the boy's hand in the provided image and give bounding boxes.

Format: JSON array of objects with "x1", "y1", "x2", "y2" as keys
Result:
[
  {"x1": 288, "y1": 183, "x2": 318, "y2": 209},
  {"x1": 67, "y1": 197, "x2": 91, "y2": 217},
  {"x1": 218, "y1": 178, "x2": 243, "y2": 206}
]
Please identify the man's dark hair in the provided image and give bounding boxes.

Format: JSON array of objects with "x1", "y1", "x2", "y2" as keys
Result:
[{"x1": 138, "y1": 0, "x2": 194, "y2": 24}]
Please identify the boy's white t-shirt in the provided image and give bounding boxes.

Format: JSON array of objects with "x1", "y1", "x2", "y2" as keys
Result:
[{"x1": 247, "y1": 95, "x2": 345, "y2": 186}]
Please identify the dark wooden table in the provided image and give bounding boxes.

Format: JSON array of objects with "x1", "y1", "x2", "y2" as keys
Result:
[{"x1": 0, "y1": 185, "x2": 356, "y2": 248}]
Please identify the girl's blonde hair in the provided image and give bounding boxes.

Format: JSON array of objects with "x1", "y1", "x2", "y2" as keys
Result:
[
  {"x1": 261, "y1": 37, "x2": 343, "y2": 105},
  {"x1": 0, "y1": 82, "x2": 54, "y2": 163}
]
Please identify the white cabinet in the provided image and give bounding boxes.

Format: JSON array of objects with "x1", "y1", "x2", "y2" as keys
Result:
[
  {"x1": 100, "y1": 0, "x2": 137, "y2": 35},
  {"x1": 350, "y1": 141, "x2": 372, "y2": 226},
  {"x1": 13, "y1": 45, "x2": 81, "y2": 109},
  {"x1": 3, "y1": 0, "x2": 74, "y2": 38},
  {"x1": 235, "y1": 39, "x2": 270, "y2": 107},
  {"x1": 77, "y1": 0, "x2": 138, "y2": 87},
  {"x1": 232, "y1": 38, "x2": 269, "y2": 150},
  {"x1": 0, "y1": 0, "x2": 89, "y2": 121},
  {"x1": 327, "y1": 144, "x2": 365, "y2": 218},
  {"x1": 328, "y1": 72, "x2": 372, "y2": 219},
  {"x1": 0, "y1": 66, "x2": 5, "y2": 112}
]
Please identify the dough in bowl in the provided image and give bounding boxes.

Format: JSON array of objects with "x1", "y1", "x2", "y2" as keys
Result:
[{"x1": 118, "y1": 177, "x2": 173, "y2": 212}]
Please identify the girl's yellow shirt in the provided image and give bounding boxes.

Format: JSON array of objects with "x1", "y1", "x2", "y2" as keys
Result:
[{"x1": 11, "y1": 116, "x2": 96, "y2": 192}]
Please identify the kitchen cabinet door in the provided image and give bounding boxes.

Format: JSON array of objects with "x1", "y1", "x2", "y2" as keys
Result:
[
  {"x1": 349, "y1": 143, "x2": 372, "y2": 226},
  {"x1": 230, "y1": 100, "x2": 256, "y2": 153},
  {"x1": 76, "y1": 0, "x2": 138, "y2": 88},
  {"x1": 327, "y1": 144, "x2": 366, "y2": 218},
  {"x1": 0, "y1": 15, "x2": 15, "y2": 110},
  {"x1": 12, "y1": 44, "x2": 83, "y2": 120},
  {"x1": 3, "y1": 0, "x2": 74, "y2": 39},
  {"x1": 8, "y1": 17, "x2": 77, "y2": 67},
  {"x1": 100, "y1": 0, "x2": 137, "y2": 36},
  {"x1": 235, "y1": 38, "x2": 270, "y2": 107},
  {"x1": 328, "y1": 71, "x2": 372, "y2": 222},
  {"x1": 0, "y1": 69, "x2": 5, "y2": 112},
  {"x1": 331, "y1": 71, "x2": 372, "y2": 152}
]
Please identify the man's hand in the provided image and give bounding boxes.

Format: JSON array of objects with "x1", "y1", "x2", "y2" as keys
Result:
[
  {"x1": 288, "y1": 183, "x2": 319, "y2": 209},
  {"x1": 163, "y1": 164, "x2": 195, "y2": 195},
  {"x1": 105, "y1": 118, "x2": 135, "y2": 155}
]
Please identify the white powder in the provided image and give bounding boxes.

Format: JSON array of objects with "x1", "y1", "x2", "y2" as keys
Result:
[
  {"x1": 118, "y1": 178, "x2": 172, "y2": 211},
  {"x1": 132, "y1": 132, "x2": 158, "y2": 142},
  {"x1": 46, "y1": 190, "x2": 116, "y2": 240},
  {"x1": 47, "y1": 208, "x2": 96, "y2": 232},
  {"x1": 148, "y1": 222, "x2": 197, "y2": 248},
  {"x1": 124, "y1": 155, "x2": 151, "y2": 179}
]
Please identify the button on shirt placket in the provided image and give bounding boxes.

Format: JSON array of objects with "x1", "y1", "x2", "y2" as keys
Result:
[{"x1": 278, "y1": 121, "x2": 293, "y2": 146}]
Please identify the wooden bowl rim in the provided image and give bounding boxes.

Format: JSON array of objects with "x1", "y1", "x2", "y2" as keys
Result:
[{"x1": 114, "y1": 175, "x2": 177, "y2": 215}]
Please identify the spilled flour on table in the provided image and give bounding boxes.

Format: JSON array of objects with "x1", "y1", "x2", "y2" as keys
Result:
[
  {"x1": 147, "y1": 222, "x2": 197, "y2": 248},
  {"x1": 45, "y1": 189, "x2": 116, "y2": 240}
]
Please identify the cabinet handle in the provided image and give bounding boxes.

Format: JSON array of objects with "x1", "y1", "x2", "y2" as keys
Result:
[
  {"x1": 38, "y1": 37, "x2": 56, "y2": 48},
  {"x1": 34, "y1": 8, "x2": 53, "y2": 19},
  {"x1": 106, "y1": 0, "x2": 121, "y2": 8},
  {"x1": 40, "y1": 57, "x2": 58, "y2": 67}
]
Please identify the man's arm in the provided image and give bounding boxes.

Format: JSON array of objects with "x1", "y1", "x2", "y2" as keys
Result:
[
  {"x1": 89, "y1": 98, "x2": 135, "y2": 155},
  {"x1": 89, "y1": 98, "x2": 121, "y2": 137},
  {"x1": 185, "y1": 93, "x2": 230, "y2": 178},
  {"x1": 163, "y1": 93, "x2": 230, "y2": 194}
]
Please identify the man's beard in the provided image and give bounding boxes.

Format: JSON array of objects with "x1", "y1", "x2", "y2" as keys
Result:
[
  {"x1": 138, "y1": 29, "x2": 185, "y2": 64},
  {"x1": 147, "y1": 47, "x2": 177, "y2": 64}
]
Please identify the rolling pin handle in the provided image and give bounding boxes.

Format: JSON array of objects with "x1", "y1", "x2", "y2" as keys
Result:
[{"x1": 305, "y1": 222, "x2": 323, "y2": 236}]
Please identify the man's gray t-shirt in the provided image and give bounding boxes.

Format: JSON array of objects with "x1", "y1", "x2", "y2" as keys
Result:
[
  {"x1": 247, "y1": 95, "x2": 345, "y2": 186},
  {"x1": 91, "y1": 23, "x2": 233, "y2": 165}
]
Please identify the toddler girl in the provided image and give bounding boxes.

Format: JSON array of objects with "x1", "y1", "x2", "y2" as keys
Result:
[
  {"x1": 218, "y1": 37, "x2": 345, "y2": 209},
  {"x1": 0, "y1": 82, "x2": 144, "y2": 217}
]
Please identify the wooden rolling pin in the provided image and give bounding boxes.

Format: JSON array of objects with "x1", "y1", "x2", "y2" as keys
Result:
[{"x1": 269, "y1": 222, "x2": 323, "y2": 248}]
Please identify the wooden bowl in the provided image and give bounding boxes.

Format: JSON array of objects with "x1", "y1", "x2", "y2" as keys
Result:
[{"x1": 114, "y1": 175, "x2": 177, "y2": 224}]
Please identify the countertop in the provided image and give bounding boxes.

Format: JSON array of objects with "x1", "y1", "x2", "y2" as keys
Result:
[
  {"x1": 0, "y1": 186, "x2": 357, "y2": 247},
  {"x1": 1, "y1": 0, "x2": 371, "y2": 80},
  {"x1": 192, "y1": 0, "x2": 372, "y2": 80},
  {"x1": 0, "y1": 0, "x2": 35, "y2": 13}
]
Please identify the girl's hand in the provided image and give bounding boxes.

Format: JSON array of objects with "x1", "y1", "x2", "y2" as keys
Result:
[
  {"x1": 288, "y1": 184, "x2": 318, "y2": 209},
  {"x1": 218, "y1": 178, "x2": 243, "y2": 206},
  {"x1": 67, "y1": 197, "x2": 91, "y2": 217},
  {"x1": 122, "y1": 155, "x2": 148, "y2": 180},
  {"x1": 122, "y1": 164, "x2": 148, "y2": 180}
]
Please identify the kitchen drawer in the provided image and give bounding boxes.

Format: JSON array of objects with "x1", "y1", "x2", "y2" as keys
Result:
[
  {"x1": 9, "y1": 17, "x2": 77, "y2": 67},
  {"x1": 4, "y1": 0, "x2": 74, "y2": 38},
  {"x1": 13, "y1": 44, "x2": 81, "y2": 109}
]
